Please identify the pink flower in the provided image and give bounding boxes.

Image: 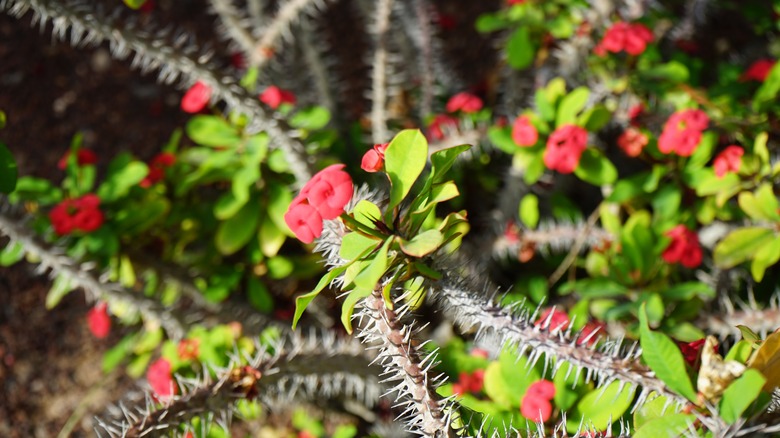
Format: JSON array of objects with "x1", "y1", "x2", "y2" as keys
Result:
[
  {"x1": 521, "y1": 394, "x2": 553, "y2": 423},
  {"x1": 284, "y1": 201, "x2": 323, "y2": 244},
  {"x1": 427, "y1": 114, "x2": 459, "y2": 141},
  {"x1": 658, "y1": 109, "x2": 709, "y2": 156},
  {"x1": 446, "y1": 92, "x2": 483, "y2": 113},
  {"x1": 285, "y1": 165, "x2": 353, "y2": 243},
  {"x1": 57, "y1": 149, "x2": 97, "y2": 170},
  {"x1": 512, "y1": 115, "x2": 539, "y2": 147},
  {"x1": 595, "y1": 22, "x2": 653, "y2": 56},
  {"x1": 617, "y1": 128, "x2": 648, "y2": 157},
  {"x1": 452, "y1": 369, "x2": 485, "y2": 396},
  {"x1": 360, "y1": 143, "x2": 389, "y2": 173},
  {"x1": 741, "y1": 59, "x2": 776, "y2": 82},
  {"x1": 526, "y1": 380, "x2": 556, "y2": 400},
  {"x1": 543, "y1": 125, "x2": 588, "y2": 174},
  {"x1": 147, "y1": 358, "x2": 177, "y2": 399},
  {"x1": 534, "y1": 308, "x2": 570, "y2": 332},
  {"x1": 87, "y1": 302, "x2": 110, "y2": 339},
  {"x1": 181, "y1": 81, "x2": 212, "y2": 113},
  {"x1": 259, "y1": 85, "x2": 296, "y2": 109},
  {"x1": 713, "y1": 146, "x2": 744, "y2": 178},
  {"x1": 662, "y1": 225, "x2": 702, "y2": 269},
  {"x1": 49, "y1": 194, "x2": 105, "y2": 236}
]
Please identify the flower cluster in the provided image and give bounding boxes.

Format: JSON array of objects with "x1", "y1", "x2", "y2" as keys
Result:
[
  {"x1": 259, "y1": 85, "x2": 296, "y2": 109},
  {"x1": 181, "y1": 81, "x2": 212, "y2": 113},
  {"x1": 520, "y1": 380, "x2": 556, "y2": 423},
  {"x1": 147, "y1": 358, "x2": 177, "y2": 400},
  {"x1": 452, "y1": 369, "x2": 485, "y2": 396},
  {"x1": 713, "y1": 146, "x2": 743, "y2": 178},
  {"x1": 86, "y1": 302, "x2": 110, "y2": 339},
  {"x1": 594, "y1": 21, "x2": 653, "y2": 56},
  {"x1": 360, "y1": 143, "x2": 389, "y2": 173},
  {"x1": 284, "y1": 165, "x2": 353, "y2": 244},
  {"x1": 140, "y1": 152, "x2": 176, "y2": 188},
  {"x1": 512, "y1": 115, "x2": 538, "y2": 147},
  {"x1": 49, "y1": 194, "x2": 105, "y2": 236},
  {"x1": 657, "y1": 109, "x2": 709, "y2": 156},
  {"x1": 617, "y1": 127, "x2": 648, "y2": 157},
  {"x1": 445, "y1": 92, "x2": 483, "y2": 113},
  {"x1": 662, "y1": 225, "x2": 703, "y2": 268},
  {"x1": 57, "y1": 148, "x2": 97, "y2": 170},
  {"x1": 543, "y1": 124, "x2": 588, "y2": 174}
]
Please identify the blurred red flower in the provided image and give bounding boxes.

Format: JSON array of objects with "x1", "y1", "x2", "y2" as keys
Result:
[
  {"x1": 259, "y1": 85, "x2": 296, "y2": 109},
  {"x1": 521, "y1": 394, "x2": 553, "y2": 423},
  {"x1": 662, "y1": 225, "x2": 702, "y2": 269},
  {"x1": 741, "y1": 59, "x2": 776, "y2": 82},
  {"x1": 57, "y1": 149, "x2": 97, "y2": 170},
  {"x1": 617, "y1": 127, "x2": 648, "y2": 157},
  {"x1": 543, "y1": 124, "x2": 588, "y2": 174},
  {"x1": 140, "y1": 152, "x2": 176, "y2": 188},
  {"x1": 87, "y1": 302, "x2": 110, "y2": 339},
  {"x1": 512, "y1": 115, "x2": 539, "y2": 147},
  {"x1": 49, "y1": 194, "x2": 104, "y2": 236},
  {"x1": 147, "y1": 358, "x2": 177, "y2": 399},
  {"x1": 713, "y1": 145, "x2": 744, "y2": 178},
  {"x1": 595, "y1": 22, "x2": 653, "y2": 56},
  {"x1": 446, "y1": 92, "x2": 483, "y2": 113},
  {"x1": 534, "y1": 307, "x2": 570, "y2": 332},
  {"x1": 427, "y1": 114, "x2": 459, "y2": 141},
  {"x1": 658, "y1": 109, "x2": 709, "y2": 156},
  {"x1": 181, "y1": 81, "x2": 211, "y2": 113}
]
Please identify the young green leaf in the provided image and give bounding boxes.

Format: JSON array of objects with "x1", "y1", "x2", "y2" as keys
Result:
[
  {"x1": 714, "y1": 227, "x2": 775, "y2": 269},
  {"x1": 0, "y1": 142, "x2": 17, "y2": 194},
  {"x1": 519, "y1": 193, "x2": 539, "y2": 229},
  {"x1": 384, "y1": 129, "x2": 428, "y2": 212},
  {"x1": 353, "y1": 238, "x2": 392, "y2": 291},
  {"x1": 340, "y1": 286, "x2": 373, "y2": 334},
  {"x1": 215, "y1": 200, "x2": 260, "y2": 255},
  {"x1": 399, "y1": 230, "x2": 444, "y2": 257},
  {"x1": 633, "y1": 414, "x2": 695, "y2": 438},
  {"x1": 186, "y1": 116, "x2": 242, "y2": 147},
  {"x1": 292, "y1": 265, "x2": 347, "y2": 329},
  {"x1": 639, "y1": 304, "x2": 698, "y2": 402},
  {"x1": 430, "y1": 144, "x2": 471, "y2": 184},
  {"x1": 719, "y1": 369, "x2": 766, "y2": 424},
  {"x1": 556, "y1": 87, "x2": 589, "y2": 127},
  {"x1": 506, "y1": 27, "x2": 535, "y2": 70},
  {"x1": 751, "y1": 237, "x2": 780, "y2": 282},
  {"x1": 566, "y1": 380, "x2": 634, "y2": 434},
  {"x1": 574, "y1": 148, "x2": 618, "y2": 185}
]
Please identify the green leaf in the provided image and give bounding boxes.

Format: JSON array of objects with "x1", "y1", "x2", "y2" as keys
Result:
[
  {"x1": 290, "y1": 107, "x2": 331, "y2": 130},
  {"x1": 247, "y1": 277, "x2": 273, "y2": 313},
  {"x1": 488, "y1": 126, "x2": 520, "y2": 154},
  {"x1": 574, "y1": 148, "x2": 617, "y2": 185},
  {"x1": 97, "y1": 162, "x2": 148, "y2": 202},
  {"x1": 352, "y1": 200, "x2": 383, "y2": 228},
  {"x1": 519, "y1": 193, "x2": 539, "y2": 229},
  {"x1": 46, "y1": 275, "x2": 74, "y2": 309},
  {"x1": 186, "y1": 115, "x2": 242, "y2": 147},
  {"x1": 633, "y1": 414, "x2": 695, "y2": 438},
  {"x1": 751, "y1": 237, "x2": 780, "y2": 282},
  {"x1": 719, "y1": 369, "x2": 766, "y2": 424},
  {"x1": 484, "y1": 349, "x2": 540, "y2": 409},
  {"x1": 292, "y1": 265, "x2": 347, "y2": 329},
  {"x1": 102, "y1": 334, "x2": 136, "y2": 373},
  {"x1": 341, "y1": 286, "x2": 373, "y2": 334},
  {"x1": 123, "y1": 0, "x2": 148, "y2": 9},
  {"x1": 662, "y1": 282, "x2": 715, "y2": 300},
  {"x1": 430, "y1": 144, "x2": 471, "y2": 184},
  {"x1": 753, "y1": 61, "x2": 780, "y2": 111},
  {"x1": 639, "y1": 304, "x2": 697, "y2": 401},
  {"x1": 714, "y1": 227, "x2": 775, "y2": 269},
  {"x1": 506, "y1": 27, "x2": 535, "y2": 70},
  {"x1": 0, "y1": 142, "x2": 17, "y2": 194},
  {"x1": 215, "y1": 199, "x2": 260, "y2": 255},
  {"x1": 258, "y1": 215, "x2": 286, "y2": 257},
  {"x1": 553, "y1": 361, "x2": 587, "y2": 411},
  {"x1": 558, "y1": 278, "x2": 628, "y2": 299},
  {"x1": 738, "y1": 184, "x2": 780, "y2": 221},
  {"x1": 0, "y1": 241, "x2": 24, "y2": 267},
  {"x1": 725, "y1": 340, "x2": 755, "y2": 364},
  {"x1": 556, "y1": 87, "x2": 589, "y2": 127},
  {"x1": 639, "y1": 61, "x2": 689, "y2": 83},
  {"x1": 579, "y1": 105, "x2": 611, "y2": 131},
  {"x1": 754, "y1": 132, "x2": 769, "y2": 165},
  {"x1": 340, "y1": 232, "x2": 380, "y2": 261},
  {"x1": 399, "y1": 230, "x2": 444, "y2": 257},
  {"x1": 385, "y1": 130, "x2": 428, "y2": 212},
  {"x1": 566, "y1": 380, "x2": 634, "y2": 433},
  {"x1": 353, "y1": 238, "x2": 392, "y2": 290},
  {"x1": 475, "y1": 13, "x2": 510, "y2": 33}
]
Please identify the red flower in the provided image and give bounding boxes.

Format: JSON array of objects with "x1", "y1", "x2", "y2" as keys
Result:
[
  {"x1": 577, "y1": 321, "x2": 606, "y2": 346},
  {"x1": 741, "y1": 59, "x2": 776, "y2": 82},
  {"x1": 57, "y1": 149, "x2": 97, "y2": 170},
  {"x1": 595, "y1": 22, "x2": 653, "y2": 56},
  {"x1": 617, "y1": 128, "x2": 648, "y2": 157},
  {"x1": 526, "y1": 380, "x2": 556, "y2": 400},
  {"x1": 470, "y1": 348, "x2": 489, "y2": 359},
  {"x1": 713, "y1": 145, "x2": 744, "y2": 178},
  {"x1": 285, "y1": 165, "x2": 353, "y2": 243},
  {"x1": 427, "y1": 114, "x2": 459, "y2": 141},
  {"x1": 452, "y1": 369, "x2": 485, "y2": 396},
  {"x1": 628, "y1": 104, "x2": 644, "y2": 126},
  {"x1": 181, "y1": 81, "x2": 212, "y2": 113},
  {"x1": 521, "y1": 394, "x2": 553, "y2": 423},
  {"x1": 543, "y1": 124, "x2": 588, "y2": 174},
  {"x1": 147, "y1": 358, "x2": 177, "y2": 399},
  {"x1": 87, "y1": 302, "x2": 110, "y2": 339},
  {"x1": 507, "y1": 0, "x2": 526, "y2": 4},
  {"x1": 177, "y1": 339, "x2": 200, "y2": 361},
  {"x1": 662, "y1": 225, "x2": 703, "y2": 269},
  {"x1": 140, "y1": 152, "x2": 176, "y2": 188},
  {"x1": 360, "y1": 143, "x2": 389, "y2": 173},
  {"x1": 534, "y1": 307, "x2": 570, "y2": 332},
  {"x1": 658, "y1": 109, "x2": 709, "y2": 156},
  {"x1": 259, "y1": 85, "x2": 296, "y2": 109},
  {"x1": 512, "y1": 115, "x2": 538, "y2": 147},
  {"x1": 678, "y1": 338, "x2": 706, "y2": 367},
  {"x1": 446, "y1": 92, "x2": 483, "y2": 113},
  {"x1": 49, "y1": 194, "x2": 105, "y2": 236}
]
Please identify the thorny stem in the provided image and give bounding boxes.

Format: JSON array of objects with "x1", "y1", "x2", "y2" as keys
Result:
[
  {"x1": 547, "y1": 206, "x2": 603, "y2": 286},
  {"x1": 249, "y1": 0, "x2": 326, "y2": 69},
  {"x1": 369, "y1": 0, "x2": 394, "y2": 145}
]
